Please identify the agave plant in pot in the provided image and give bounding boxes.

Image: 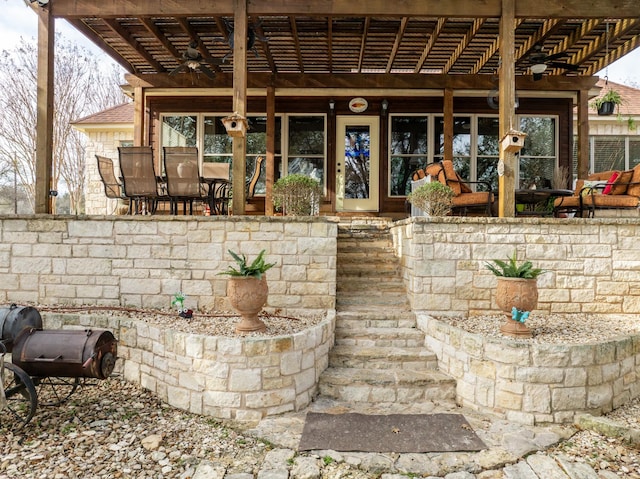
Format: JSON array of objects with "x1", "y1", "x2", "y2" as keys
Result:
[
  {"x1": 485, "y1": 251, "x2": 545, "y2": 338},
  {"x1": 219, "y1": 249, "x2": 275, "y2": 334}
]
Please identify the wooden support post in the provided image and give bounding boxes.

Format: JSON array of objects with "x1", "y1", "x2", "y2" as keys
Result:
[
  {"x1": 265, "y1": 84, "x2": 275, "y2": 216},
  {"x1": 231, "y1": 0, "x2": 248, "y2": 216},
  {"x1": 133, "y1": 86, "x2": 145, "y2": 147},
  {"x1": 577, "y1": 89, "x2": 590, "y2": 180},
  {"x1": 35, "y1": 7, "x2": 54, "y2": 214},
  {"x1": 498, "y1": 0, "x2": 517, "y2": 217},
  {"x1": 443, "y1": 88, "x2": 454, "y2": 161}
]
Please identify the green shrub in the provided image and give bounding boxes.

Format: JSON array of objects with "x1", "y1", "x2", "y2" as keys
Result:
[
  {"x1": 273, "y1": 174, "x2": 322, "y2": 216},
  {"x1": 407, "y1": 181, "x2": 454, "y2": 216}
]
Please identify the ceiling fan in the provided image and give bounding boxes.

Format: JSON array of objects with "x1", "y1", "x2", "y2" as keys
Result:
[
  {"x1": 527, "y1": 44, "x2": 580, "y2": 80},
  {"x1": 220, "y1": 19, "x2": 269, "y2": 62},
  {"x1": 169, "y1": 42, "x2": 220, "y2": 80}
]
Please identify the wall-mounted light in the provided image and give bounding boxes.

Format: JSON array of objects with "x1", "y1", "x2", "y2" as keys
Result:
[
  {"x1": 328, "y1": 99, "x2": 335, "y2": 113},
  {"x1": 381, "y1": 99, "x2": 389, "y2": 115}
]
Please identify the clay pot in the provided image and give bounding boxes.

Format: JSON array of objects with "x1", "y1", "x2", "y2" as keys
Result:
[
  {"x1": 495, "y1": 277, "x2": 538, "y2": 313},
  {"x1": 226, "y1": 276, "x2": 268, "y2": 334},
  {"x1": 495, "y1": 277, "x2": 537, "y2": 339}
]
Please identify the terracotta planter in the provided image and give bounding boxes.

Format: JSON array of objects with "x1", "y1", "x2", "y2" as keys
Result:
[
  {"x1": 227, "y1": 276, "x2": 268, "y2": 334},
  {"x1": 495, "y1": 277, "x2": 538, "y2": 339},
  {"x1": 495, "y1": 277, "x2": 538, "y2": 313}
]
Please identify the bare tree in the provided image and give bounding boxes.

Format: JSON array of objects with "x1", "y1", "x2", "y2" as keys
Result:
[{"x1": 0, "y1": 35, "x2": 127, "y2": 213}]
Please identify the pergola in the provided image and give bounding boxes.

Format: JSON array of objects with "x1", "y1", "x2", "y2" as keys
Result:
[{"x1": 31, "y1": 0, "x2": 640, "y2": 215}]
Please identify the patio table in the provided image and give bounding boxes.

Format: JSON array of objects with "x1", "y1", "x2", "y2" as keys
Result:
[{"x1": 515, "y1": 189, "x2": 574, "y2": 217}]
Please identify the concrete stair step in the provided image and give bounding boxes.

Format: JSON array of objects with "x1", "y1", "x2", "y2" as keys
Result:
[
  {"x1": 335, "y1": 327, "x2": 425, "y2": 347},
  {"x1": 336, "y1": 293, "x2": 409, "y2": 307},
  {"x1": 337, "y1": 281, "x2": 405, "y2": 293},
  {"x1": 329, "y1": 345, "x2": 439, "y2": 370},
  {"x1": 335, "y1": 308, "x2": 415, "y2": 322},
  {"x1": 319, "y1": 367, "x2": 456, "y2": 403}
]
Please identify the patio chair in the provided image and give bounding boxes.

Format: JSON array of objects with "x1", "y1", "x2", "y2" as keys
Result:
[
  {"x1": 95, "y1": 155, "x2": 130, "y2": 213},
  {"x1": 412, "y1": 160, "x2": 494, "y2": 216},
  {"x1": 163, "y1": 146, "x2": 208, "y2": 214},
  {"x1": 202, "y1": 162, "x2": 231, "y2": 215},
  {"x1": 118, "y1": 146, "x2": 164, "y2": 214}
]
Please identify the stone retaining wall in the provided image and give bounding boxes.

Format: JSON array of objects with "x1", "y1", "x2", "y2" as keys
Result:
[
  {"x1": 390, "y1": 216, "x2": 640, "y2": 316},
  {"x1": 43, "y1": 311, "x2": 335, "y2": 422},
  {"x1": 0, "y1": 215, "x2": 337, "y2": 316},
  {"x1": 420, "y1": 314, "x2": 640, "y2": 425}
]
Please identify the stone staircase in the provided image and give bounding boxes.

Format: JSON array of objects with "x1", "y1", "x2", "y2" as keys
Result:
[{"x1": 318, "y1": 219, "x2": 457, "y2": 406}]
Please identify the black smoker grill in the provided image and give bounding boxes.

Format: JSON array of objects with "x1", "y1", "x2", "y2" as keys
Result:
[{"x1": 0, "y1": 305, "x2": 118, "y2": 430}]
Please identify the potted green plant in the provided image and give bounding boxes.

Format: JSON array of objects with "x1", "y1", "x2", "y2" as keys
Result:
[
  {"x1": 407, "y1": 181, "x2": 455, "y2": 216},
  {"x1": 485, "y1": 251, "x2": 545, "y2": 338},
  {"x1": 219, "y1": 249, "x2": 275, "y2": 333},
  {"x1": 591, "y1": 89, "x2": 622, "y2": 116},
  {"x1": 272, "y1": 174, "x2": 322, "y2": 216}
]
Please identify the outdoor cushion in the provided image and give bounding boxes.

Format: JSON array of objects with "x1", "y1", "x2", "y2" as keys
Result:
[
  {"x1": 452, "y1": 191, "x2": 493, "y2": 208},
  {"x1": 441, "y1": 160, "x2": 462, "y2": 196},
  {"x1": 612, "y1": 170, "x2": 634, "y2": 195},
  {"x1": 627, "y1": 164, "x2": 640, "y2": 197}
]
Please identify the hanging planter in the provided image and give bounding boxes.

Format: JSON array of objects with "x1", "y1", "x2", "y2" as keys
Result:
[
  {"x1": 597, "y1": 101, "x2": 616, "y2": 116},
  {"x1": 592, "y1": 89, "x2": 622, "y2": 117}
]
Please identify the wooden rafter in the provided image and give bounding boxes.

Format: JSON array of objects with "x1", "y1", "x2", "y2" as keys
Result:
[
  {"x1": 357, "y1": 17, "x2": 370, "y2": 73},
  {"x1": 176, "y1": 17, "x2": 222, "y2": 71},
  {"x1": 469, "y1": 19, "x2": 524, "y2": 75},
  {"x1": 140, "y1": 18, "x2": 183, "y2": 63},
  {"x1": 443, "y1": 18, "x2": 484, "y2": 73},
  {"x1": 568, "y1": 18, "x2": 640, "y2": 68},
  {"x1": 585, "y1": 35, "x2": 640, "y2": 76},
  {"x1": 66, "y1": 18, "x2": 135, "y2": 73},
  {"x1": 514, "y1": 18, "x2": 564, "y2": 62},
  {"x1": 290, "y1": 17, "x2": 304, "y2": 73},
  {"x1": 545, "y1": 19, "x2": 601, "y2": 62},
  {"x1": 103, "y1": 18, "x2": 166, "y2": 72},
  {"x1": 252, "y1": 17, "x2": 277, "y2": 72},
  {"x1": 386, "y1": 17, "x2": 408, "y2": 73},
  {"x1": 328, "y1": 16, "x2": 333, "y2": 72},
  {"x1": 414, "y1": 18, "x2": 445, "y2": 73}
]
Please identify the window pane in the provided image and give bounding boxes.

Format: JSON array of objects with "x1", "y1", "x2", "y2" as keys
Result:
[
  {"x1": 162, "y1": 116, "x2": 197, "y2": 147},
  {"x1": 344, "y1": 126, "x2": 370, "y2": 199},
  {"x1": 391, "y1": 156, "x2": 426, "y2": 196},
  {"x1": 287, "y1": 157, "x2": 324, "y2": 184},
  {"x1": 519, "y1": 117, "x2": 555, "y2": 157},
  {"x1": 477, "y1": 157, "x2": 499, "y2": 191},
  {"x1": 246, "y1": 117, "x2": 282, "y2": 155},
  {"x1": 477, "y1": 117, "x2": 499, "y2": 156},
  {"x1": 204, "y1": 117, "x2": 232, "y2": 155},
  {"x1": 593, "y1": 136, "x2": 625, "y2": 171},
  {"x1": 289, "y1": 117, "x2": 325, "y2": 155},
  {"x1": 434, "y1": 117, "x2": 471, "y2": 156},
  {"x1": 631, "y1": 139, "x2": 640, "y2": 169},
  {"x1": 391, "y1": 117, "x2": 427, "y2": 154},
  {"x1": 519, "y1": 158, "x2": 555, "y2": 189}
]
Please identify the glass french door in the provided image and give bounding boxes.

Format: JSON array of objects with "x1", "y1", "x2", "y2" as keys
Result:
[{"x1": 336, "y1": 116, "x2": 379, "y2": 211}]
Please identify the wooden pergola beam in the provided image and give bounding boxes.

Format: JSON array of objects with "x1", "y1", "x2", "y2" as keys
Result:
[
  {"x1": 585, "y1": 35, "x2": 640, "y2": 76},
  {"x1": 289, "y1": 17, "x2": 305, "y2": 73},
  {"x1": 414, "y1": 18, "x2": 445, "y2": 73},
  {"x1": 35, "y1": 6, "x2": 54, "y2": 214},
  {"x1": 104, "y1": 18, "x2": 166, "y2": 72},
  {"x1": 443, "y1": 19, "x2": 484, "y2": 74},
  {"x1": 386, "y1": 17, "x2": 408, "y2": 73},
  {"x1": 49, "y1": 0, "x2": 640, "y2": 19},
  {"x1": 125, "y1": 71, "x2": 600, "y2": 91},
  {"x1": 231, "y1": 0, "x2": 248, "y2": 216}
]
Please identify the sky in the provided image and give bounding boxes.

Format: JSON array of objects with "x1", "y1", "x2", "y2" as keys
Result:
[{"x1": 0, "y1": 0, "x2": 639, "y2": 87}]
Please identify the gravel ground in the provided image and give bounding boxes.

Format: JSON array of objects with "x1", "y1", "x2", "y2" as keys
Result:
[
  {"x1": 3, "y1": 308, "x2": 640, "y2": 478},
  {"x1": 439, "y1": 312, "x2": 640, "y2": 344}
]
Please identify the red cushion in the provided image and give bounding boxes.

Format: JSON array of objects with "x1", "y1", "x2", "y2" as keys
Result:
[{"x1": 603, "y1": 171, "x2": 620, "y2": 195}]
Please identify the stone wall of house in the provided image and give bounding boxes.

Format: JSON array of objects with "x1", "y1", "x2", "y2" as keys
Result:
[
  {"x1": 83, "y1": 130, "x2": 133, "y2": 215},
  {"x1": 0, "y1": 216, "x2": 337, "y2": 316},
  {"x1": 42, "y1": 311, "x2": 335, "y2": 422},
  {"x1": 421, "y1": 315, "x2": 640, "y2": 425},
  {"x1": 390, "y1": 216, "x2": 640, "y2": 316}
]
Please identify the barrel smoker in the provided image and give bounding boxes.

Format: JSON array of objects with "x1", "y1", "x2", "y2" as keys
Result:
[{"x1": 0, "y1": 304, "x2": 118, "y2": 429}]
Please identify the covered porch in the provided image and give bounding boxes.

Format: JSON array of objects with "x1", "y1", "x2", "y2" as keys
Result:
[{"x1": 30, "y1": 0, "x2": 640, "y2": 217}]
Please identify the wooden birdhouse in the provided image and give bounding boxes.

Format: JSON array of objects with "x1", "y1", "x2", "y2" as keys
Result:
[
  {"x1": 222, "y1": 113, "x2": 248, "y2": 137},
  {"x1": 501, "y1": 129, "x2": 527, "y2": 153}
]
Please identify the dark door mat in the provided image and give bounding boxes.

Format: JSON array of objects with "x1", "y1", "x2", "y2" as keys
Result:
[{"x1": 298, "y1": 412, "x2": 486, "y2": 453}]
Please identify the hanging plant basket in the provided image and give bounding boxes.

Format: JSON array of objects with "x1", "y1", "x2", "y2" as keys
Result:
[{"x1": 597, "y1": 101, "x2": 615, "y2": 116}]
